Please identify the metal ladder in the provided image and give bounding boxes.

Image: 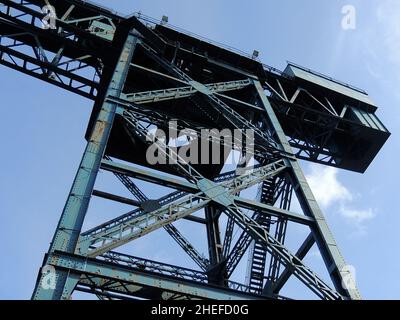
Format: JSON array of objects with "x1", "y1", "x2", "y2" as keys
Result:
[{"x1": 247, "y1": 178, "x2": 276, "y2": 293}]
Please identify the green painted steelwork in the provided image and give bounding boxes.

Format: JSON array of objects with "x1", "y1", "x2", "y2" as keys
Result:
[
  {"x1": 0, "y1": 0, "x2": 390, "y2": 301},
  {"x1": 31, "y1": 30, "x2": 139, "y2": 300}
]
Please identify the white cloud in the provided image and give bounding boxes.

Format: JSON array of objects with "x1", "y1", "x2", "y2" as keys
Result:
[
  {"x1": 305, "y1": 165, "x2": 352, "y2": 208},
  {"x1": 339, "y1": 206, "x2": 375, "y2": 236},
  {"x1": 305, "y1": 165, "x2": 374, "y2": 234},
  {"x1": 339, "y1": 207, "x2": 375, "y2": 223}
]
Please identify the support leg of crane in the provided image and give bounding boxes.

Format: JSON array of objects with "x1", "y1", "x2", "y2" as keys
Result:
[
  {"x1": 31, "y1": 31, "x2": 139, "y2": 300},
  {"x1": 253, "y1": 80, "x2": 361, "y2": 300}
]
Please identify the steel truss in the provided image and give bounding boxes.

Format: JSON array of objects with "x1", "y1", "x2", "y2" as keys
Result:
[{"x1": 0, "y1": 0, "x2": 367, "y2": 301}]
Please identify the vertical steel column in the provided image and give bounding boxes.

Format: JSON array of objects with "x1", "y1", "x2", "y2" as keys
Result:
[
  {"x1": 31, "y1": 31, "x2": 139, "y2": 300},
  {"x1": 253, "y1": 80, "x2": 361, "y2": 300}
]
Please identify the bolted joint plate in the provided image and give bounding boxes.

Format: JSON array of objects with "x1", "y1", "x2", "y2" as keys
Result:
[
  {"x1": 189, "y1": 80, "x2": 212, "y2": 95},
  {"x1": 197, "y1": 179, "x2": 234, "y2": 207}
]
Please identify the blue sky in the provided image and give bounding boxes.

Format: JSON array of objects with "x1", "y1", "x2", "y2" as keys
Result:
[{"x1": 0, "y1": 0, "x2": 399, "y2": 299}]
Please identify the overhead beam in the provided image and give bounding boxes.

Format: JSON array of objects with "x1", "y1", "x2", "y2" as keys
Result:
[
  {"x1": 0, "y1": 42, "x2": 98, "y2": 99},
  {"x1": 122, "y1": 79, "x2": 251, "y2": 105}
]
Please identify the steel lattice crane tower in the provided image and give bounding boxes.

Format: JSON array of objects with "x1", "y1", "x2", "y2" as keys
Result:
[{"x1": 0, "y1": 0, "x2": 390, "y2": 300}]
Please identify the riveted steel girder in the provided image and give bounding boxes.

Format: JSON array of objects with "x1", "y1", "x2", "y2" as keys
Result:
[
  {"x1": 48, "y1": 251, "x2": 263, "y2": 300},
  {"x1": 31, "y1": 29, "x2": 139, "y2": 300},
  {"x1": 0, "y1": 0, "x2": 373, "y2": 301}
]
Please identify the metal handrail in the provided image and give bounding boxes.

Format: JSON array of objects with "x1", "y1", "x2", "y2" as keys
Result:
[
  {"x1": 287, "y1": 61, "x2": 367, "y2": 94},
  {"x1": 133, "y1": 12, "x2": 259, "y2": 60},
  {"x1": 79, "y1": 5, "x2": 365, "y2": 94}
]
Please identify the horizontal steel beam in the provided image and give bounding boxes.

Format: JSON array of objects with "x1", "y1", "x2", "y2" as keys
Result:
[
  {"x1": 100, "y1": 159, "x2": 198, "y2": 193},
  {"x1": 184, "y1": 215, "x2": 207, "y2": 224},
  {"x1": 122, "y1": 79, "x2": 251, "y2": 105},
  {"x1": 100, "y1": 251, "x2": 208, "y2": 283},
  {"x1": 92, "y1": 190, "x2": 141, "y2": 207},
  {"x1": 0, "y1": 42, "x2": 98, "y2": 99},
  {"x1": 234, "y1": 197, "x2": 315, "y2": 225},
  {"x1": 48, "y1": 251, "x2": 263, "y2": 300}
]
